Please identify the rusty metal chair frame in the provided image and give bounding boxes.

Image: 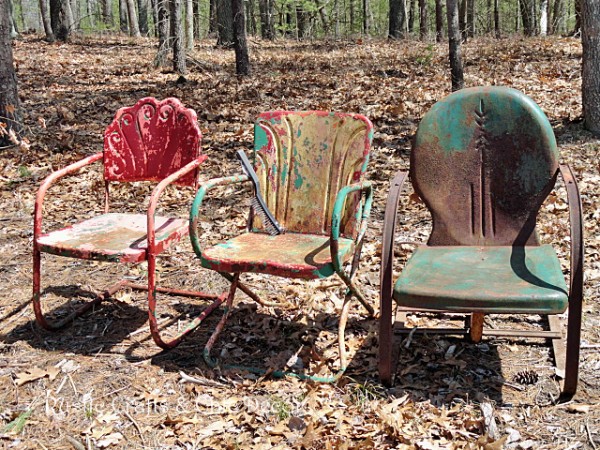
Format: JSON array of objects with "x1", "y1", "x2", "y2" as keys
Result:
[
  {"x1": 33, "y1": 97, "x2": 226, "y2": 349},
  {"x1": 189, "y1": 111, "x2": 375, "y2": 381},
  {"x1": 378, "y1": 87, "x2": 584, "y2": 399}
]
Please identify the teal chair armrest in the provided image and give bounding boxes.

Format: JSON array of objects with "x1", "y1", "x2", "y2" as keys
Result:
[
  {"x1": 330, "y1": 181, "x2": 374, "y2": 273},
  {"x1": 189, "y1": 174, "x2": 250, "y2": 260}
]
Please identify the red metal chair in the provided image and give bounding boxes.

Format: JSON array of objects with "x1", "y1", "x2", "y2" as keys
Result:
[
  {"x1": 379, "y1": 87, "x2": 584, "y2": 399},
  {"x1": 33, "y1": 97, "x2": 225, "y2": 349},
  {"x1": 189, "y1": 111, "x2": 375, "y2": 381}
]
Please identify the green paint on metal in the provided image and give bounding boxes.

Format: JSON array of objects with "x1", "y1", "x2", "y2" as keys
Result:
[
  {"x1": 254, "y1": 123, "x2": 269, "y2": 151},
  {"x1": 394, "y1": 245, "x2": 568, "y2": 313}
]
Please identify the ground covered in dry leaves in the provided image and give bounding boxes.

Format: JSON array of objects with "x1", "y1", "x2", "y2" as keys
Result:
[{"x1": 0, "y1": 34, "x2": 599, "y2": 449}]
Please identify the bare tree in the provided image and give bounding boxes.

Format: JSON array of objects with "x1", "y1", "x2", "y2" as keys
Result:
[
  {"x1": 39, "y1": 0, "x2": 55, "y2": 41},
  {"x1": 154, "y1": 0, "x2": 169, "y2": 67},
  {"x1": 185, "y1": 0, "x2": 193, "y2": 48},
  {"x1": 0, "y1": 0, "x2": 22, "y2": 147},
  {"x1": 170, "y1": 0, "x2": 186, "y2": 74},
  {"x1": 258, "y1": 0, "x2": 274, "y2": 39},
  {"x1": 435, "y1": 0, "x2": 443, "y2": 42},
  {"x1": 388, "y1": 0, "x2": 406, "y2": 39},
  {"x1": 216, "y1": 0, "x2": 233, "y2": 47},
  {"x1": 232, "y1": 0, "x2": 249, "y2": 74},
  {"x1": 446, "y1": 0, "x2": 464, "y2": 91},
  {"x1": 419, "y1": 0, "x2": 427, "y2": 39},
  {"x1": 49, "y1": 0, "x2": 72, "y2": 40},
  {"x1": 126, "y1": 0, "x2": 141, "y2": 36},
  {"x1": 582, "y1": 0, "x2": 600, "y2": 135}
]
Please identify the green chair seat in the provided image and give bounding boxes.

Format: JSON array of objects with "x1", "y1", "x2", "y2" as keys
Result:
[
  {"x1": 201, "y1": 232, "x2": 355, "y2": 279},
  {"x1": 394, "y1": 245, "x2": 568, "y2": 314}
]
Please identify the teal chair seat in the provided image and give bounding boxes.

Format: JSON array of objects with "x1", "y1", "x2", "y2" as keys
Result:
[{"x1": 394, "y1": 245, "x2": 568, "y2": 314}]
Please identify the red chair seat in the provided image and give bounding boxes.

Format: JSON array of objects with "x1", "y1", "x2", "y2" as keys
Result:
[
  {"x1": 201, "y1": 232, "x2": 355, "y2": 279},
  {"x1": 37, "y1": 213, "x2": 188, "y2": 263}
]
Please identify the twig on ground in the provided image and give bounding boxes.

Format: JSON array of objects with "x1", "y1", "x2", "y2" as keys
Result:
[
  {"x1": 179, "y1": 371, "x2": 229, "y2": 388},
  {"x1": 124, "y1": 410, "x2": 146, "y2": 448},
  {"x1": 65, "y1": 435, "x2": 85, "y2": 450}
]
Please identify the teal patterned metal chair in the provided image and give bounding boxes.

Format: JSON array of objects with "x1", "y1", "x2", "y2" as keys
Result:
[{"x1": 190, "y1": 111, "x2": 374, "y2": 381}]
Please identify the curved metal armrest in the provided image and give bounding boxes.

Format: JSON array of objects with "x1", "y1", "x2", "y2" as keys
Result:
[
  {"x1": 380, "y1": 171, "x2": 410, "y2": 304},
  {"x1": 147, "y1": 155, "x2": 209, "y2": 249},
  {"x1": 189, "y1": 174, "x2": 251, "y2": 259},
  {"x1": 34, "y1": 152, "x2": 104, "y2": 240},
  {"x1": 558, "y1": 165, "x2": 584, "y2": 305},
  {"x1": 330, "y1": 181, "x2": 374, "y2": 272}
]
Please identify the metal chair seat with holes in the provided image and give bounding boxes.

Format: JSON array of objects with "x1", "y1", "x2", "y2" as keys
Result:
[
  {"x1": 190, "y1": 111, "x2": 375, "y2": 382},
  {"x1": 33, "y1": 97, "x2": 226, "y2": 349},
  {"x1": 379, "y1": 87, "x2": 584, "y2": 400}
]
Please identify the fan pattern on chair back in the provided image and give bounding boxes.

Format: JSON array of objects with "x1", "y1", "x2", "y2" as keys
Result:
[
  {"x1": 411, "y1": 86, "x2": 559, "y2": 246},
  {"x1": 253, "y1": 111, "x2": 373, "y2": 237},
  {"x1": 104, "y1": 97, "x2": 202, "y2": 186}
]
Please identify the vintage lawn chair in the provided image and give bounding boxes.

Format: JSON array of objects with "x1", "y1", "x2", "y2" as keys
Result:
[
  {"x1": 189, "y1": 111, "x2": 375, "y2": 381},
  {"x1": 379, "y1": 87, "x2": 584, "y2": 399},
  {"x1": 33, "y1": 97, "x2": 226, "y2": 349}
]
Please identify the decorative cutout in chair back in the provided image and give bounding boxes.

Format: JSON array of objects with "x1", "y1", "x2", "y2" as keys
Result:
[
  {"x1": 253, "y1": 111, "x2": 373, "y2": 237},
  {"x1": 411, "y1": 86, "x2": 559, "y2": 246},
  {"x1": 104, "y1": 98, "x2": 202, "y2": 186}
]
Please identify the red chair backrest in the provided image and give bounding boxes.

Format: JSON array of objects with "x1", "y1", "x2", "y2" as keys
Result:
[{"x1": 104, "y1": 97, "x2": 202, "y2": 186}]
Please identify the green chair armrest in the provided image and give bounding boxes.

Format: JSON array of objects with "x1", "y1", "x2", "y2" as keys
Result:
[
  {"x1": 189, "y1": 174, "x2": 250, "y2": 260},
  {"x1": 330, "y1": 180, "x2": 374, "y2": 273}
]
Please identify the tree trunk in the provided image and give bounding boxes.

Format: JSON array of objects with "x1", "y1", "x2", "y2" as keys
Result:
[
  {"x1": 493, "y1": 0, "x2": 499, "y2": 37},
  {"x1": 297, "y1": 5, "x2": 308, "y2": 38},
  {"x1": 39, "y1": 0, "x2": 55, "y2": 40},
  {"x1": 458, "y1": 0, "x2": 465, "y2": 39},
  {"x1": 550, "y1": 0, "x2": 564, "y2": 34},
  {"x1": 101, "y1": 0, "x2": 113, "y2": 26},
  {"x1": 138, "y1": 0, "x2": 149, "y2": 34},
  {"x1": 246, "y1": 0, "x2": 257, "y2": 35},
  {"x1": 363, "y1": 0, "x2": 368, "y2": 34},
  {"x1": 258, "y1": 0, "x2": 274, "y2": 39},
  {"x1": 418, "y1": 0, "x2": 426, "y2": 39},
  {"x1": 435, "y1": 0, "x2": 443, "y2": 41},
  {"x1": 216, "y1": 0, "x2": 233, "y2": 47},
  {"x1": 232, "y1": 0, "x2": 250, "y2": 74},
  {"x1": 193, "y1": 0, "x2": 201, "y2": 38},
  {"x1": 582, "y1": 0, "x2": 600, "y2": 135},
  {"x1": 0, "y1": 0, "x2": 22, "y2": 147},
  {"x1": 69, "y1": 0, "x2": 78, "y2": 32},
  {"x1": 170, "y1": 0, "x2": 185, "y2": 73},
  {"x1": 49, "y1": 0, "x2": 71, "y2": 40},
  {"x1": 154, "y1": 0, "x2": 169, "y2": 67},
  {"x1": 185, "y1": 0, "x2": 193, "y2": 48},
  {"x1": 573, "y1": 0, "x2": 581, "y2": 34},
  {"x1": 126, "y1": 0, "x2": 141, "y2": 36},
  {"x1": 466, "y1": 0, "x2": 474, "y2": 37},
  {"x1": 119, "y1": 0, "x2": 128, "y2": 32},
  {"x1": 539, "y1": 0, "x2": 547, "y2": 35},
  {"x1": 314, "y1": 0, "x2": 329, "y2": 35},
  {"x1": 208, "y1": 0, "x2": 215, "y2": 33},
  {"x1": 408, "y1": 0, "x2": 415, "y2": 33},
  {"x1": 388, "y1": 0, "x2": 406, "y2": 38},
  {"x1": 519, "y1": 0, "x2": 534, "y2": 35},
  {"x1": 446, "y1": 0, "x2": 464, "y2": 91}
]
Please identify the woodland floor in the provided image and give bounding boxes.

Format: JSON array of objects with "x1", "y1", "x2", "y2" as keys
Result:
[{"x1": 0, "y1": 33, "x2": 599, "y2": 450}]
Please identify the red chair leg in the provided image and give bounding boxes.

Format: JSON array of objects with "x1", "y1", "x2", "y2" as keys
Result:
[
  {"x1": 32, "y1": 248, "x2": 114, "y2": 330},
  {"x1": 145, "y1": 254, "x2": 228, "y2": 350},
  {"x1": 203, "y1": 273, "x2": 240, "y2": 368}
]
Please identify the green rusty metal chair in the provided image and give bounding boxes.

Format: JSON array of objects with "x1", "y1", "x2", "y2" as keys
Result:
[
  {"x1": 190, "y1": 111, "x2": 375, "y2": 381},
  {"x1": 379, "y1": 87, "x2": 584, "y2": 399},
  {"x1": 33, "y1": 98, "x2": 226, "y2": 349}
]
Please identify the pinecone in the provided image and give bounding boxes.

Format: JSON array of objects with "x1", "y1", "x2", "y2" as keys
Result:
[{"x1": 513, "y1": 369, "x2": 539, "y2": 385}]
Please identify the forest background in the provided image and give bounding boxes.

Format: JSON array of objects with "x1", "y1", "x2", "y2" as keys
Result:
[{"x1": 0, "y1": 0, "x2": 599, "y2": 448}]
